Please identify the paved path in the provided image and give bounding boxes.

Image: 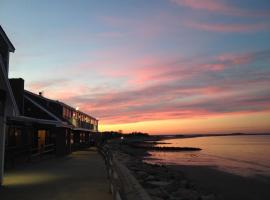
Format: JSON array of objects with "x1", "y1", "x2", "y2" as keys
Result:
[{"x1": 0, "y1": 148, "x2": 113, "y2": 200}]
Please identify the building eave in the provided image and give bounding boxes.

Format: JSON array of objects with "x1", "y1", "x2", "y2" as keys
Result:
[
  {"x1": 0, "y1": 25, "x2": 15, "y2": 52},
  {"x1": 24, "y1": 94, "x2": 64, "y2": 122},
  {"x1": 0, "y1": 55, "x2": 19, "y2": 115}
]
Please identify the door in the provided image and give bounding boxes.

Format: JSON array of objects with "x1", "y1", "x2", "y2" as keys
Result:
[{"x1": 38, "y1": 130, "x2": 46, "y2": 151}]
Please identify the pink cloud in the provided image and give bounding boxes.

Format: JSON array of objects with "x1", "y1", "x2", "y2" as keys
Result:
[
  {"x1": 35, "y1": 49, "x2": 270, "y2": 125},
  {"x1": 97, "y1": 31, "x2": 125, "y2": 38},
  {"x1": 217, "y1": 53, "x2": 253, "y2": 65},
  {"x1": 81, "y1": 49, "x2": 268, "y2": 89},
  {"x1": 27, "y1": 79, "x2": 68, "y2": 92},
  {"x1": 131, "y1": 50, "x2": 261, "y2": 84},
  {"x1": 170, "y1": 0, "x2": 270, "y2": 17},
  {"x1": 99, "y1": 13, "x2": 180, "y2": 39},
  {"x1": 185, "y1": 20, "x2": 270, "y2": 32},
  {"x1": 171, "y1": 0, "x2": 232, "y2": 13},
  {"x1": 62, "y1": 72, "x2": 270, "y2": 124}
]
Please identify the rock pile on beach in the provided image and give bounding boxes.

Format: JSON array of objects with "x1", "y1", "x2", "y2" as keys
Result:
[
  {"x1": 126, "y1": 160, "x2": 215, "y2": 200},
  {"x1": 110, "y1": 140, "x2": 216, "y2": 200}
]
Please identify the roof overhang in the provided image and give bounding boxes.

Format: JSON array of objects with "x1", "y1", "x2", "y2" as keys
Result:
[
  {"x1": 24, "y1": 95, "x2": 63, "y2": 122},
  {"x1": 7, "y1": 115, "x2": 72, "y2": 128},
  {"x1": 0, "y1": 25, "x2": 15, "y2": 52},
  {"x1": 0, "y1": 55, "x2": 19, "y2": 115}
]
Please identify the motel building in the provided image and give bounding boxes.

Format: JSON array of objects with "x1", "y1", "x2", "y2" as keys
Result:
[{"x1": 0, "y1": 26, "x2": 98, "y2": 186}]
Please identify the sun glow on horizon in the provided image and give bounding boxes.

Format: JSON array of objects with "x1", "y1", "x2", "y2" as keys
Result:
[{"x1": 99, "y1": 111, "x2": 270, "y2": 135}]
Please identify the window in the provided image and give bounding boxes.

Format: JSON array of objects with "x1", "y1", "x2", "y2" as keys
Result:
[
  {"x1": 7, "y1": 127, "x2": 22, "y2": 147},
  {"x1": 70, "y1": 133, "x2": 74, "y2": 144}
]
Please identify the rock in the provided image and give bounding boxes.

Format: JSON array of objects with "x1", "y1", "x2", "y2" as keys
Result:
[
  {"x1": 179, "y1": 180, "x2": 188, "y2": 188},
  {"x1": 145, "y1": 175, "x2": 155, "y2": 181},
  {"x1": 164, "y1": 182, "x2": 181, "y2": 193},
  {"x1": 152, "y1": 197, "x2": 163, "y2": 200},
  {"x1": 148, "y1": 181, "x2": 171, "y2": 187},
  {"x1": 201, "y1": 194, "x2": 216, "y2": 200},
  {"x1": 147, "y1": 188, "x2": 164, "y2": 196},
  {"x1": 136, "y1": 171, "x2": 148, "y2": 177},
  {"x1": 172, "y1": 188, "x2": 200, "y2": 200}
]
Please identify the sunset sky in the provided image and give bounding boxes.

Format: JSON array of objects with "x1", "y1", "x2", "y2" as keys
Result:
[{"x1": 1, "y1": 0, "x2": 270, "y2": 134}]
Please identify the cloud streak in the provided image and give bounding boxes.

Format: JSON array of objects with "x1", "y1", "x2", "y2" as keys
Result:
[
  {"x1": 46, "y1": 49, "x2": 270, "y2": 124},
  {"x1": 170, "y1": 0, "x2": 270, "y2": 17},
  {"x1": 185, "y1": 21, "x2": 270, "y2": 33}
]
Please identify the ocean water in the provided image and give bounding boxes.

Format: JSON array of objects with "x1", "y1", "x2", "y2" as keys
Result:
[{"x1": 145, "y1": 135, "x2": 270, "y2": 177}]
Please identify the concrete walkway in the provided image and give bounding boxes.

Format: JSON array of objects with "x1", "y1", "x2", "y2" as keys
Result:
[{"x1": 0, "y1": 148, "x2": 113, "y2": 200}]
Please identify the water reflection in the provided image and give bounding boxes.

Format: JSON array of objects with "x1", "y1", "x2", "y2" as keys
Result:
[{"x1": 145, "y1": 135, "x2": 270, "y2": 177}]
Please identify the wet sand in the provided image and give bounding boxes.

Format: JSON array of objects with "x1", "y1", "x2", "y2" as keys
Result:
[{"x1": 170, "y1": 165, "x2": 270, "y2": 200}]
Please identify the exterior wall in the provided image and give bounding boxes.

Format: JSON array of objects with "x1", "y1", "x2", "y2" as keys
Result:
[
  {"x1": 0, "y1": 46, "x2": 16, "y2": 186},
  {"x1": 4, "y1": 125, "x2": 32, "y2": 168},
  {"x1": 0, "y1": 87, "x2": 6, "y2": 185},
  {"x1": 4, "y1": 122, "x2": 58, "y2": 168},
  {"x1": 9, "y1": 78, "x2": 25, "y2": 115},
  {"x1": 0, "y1": 58, "x2": 8, "y2": 185}
]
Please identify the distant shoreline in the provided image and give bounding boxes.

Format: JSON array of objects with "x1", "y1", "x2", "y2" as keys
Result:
[{"x1": 151, "y1": 132, "x2": 270, "y2": 141}]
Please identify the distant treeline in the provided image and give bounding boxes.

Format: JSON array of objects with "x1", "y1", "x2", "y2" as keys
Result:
[{"x1": 99, "y1": 131, "x2": 149, "y2": 140}]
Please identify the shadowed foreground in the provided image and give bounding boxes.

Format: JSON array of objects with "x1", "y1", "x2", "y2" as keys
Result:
[
  {"x1": 0, "y1": 148, "x2": 112, "y2": 200},
  {"x1": 172, "y1": 165, "x2": 270, "y2": 200}
]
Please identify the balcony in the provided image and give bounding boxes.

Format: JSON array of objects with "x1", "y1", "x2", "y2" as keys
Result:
[{"x1": 68, "y1": 118, "x2": 94, "y2": 130}]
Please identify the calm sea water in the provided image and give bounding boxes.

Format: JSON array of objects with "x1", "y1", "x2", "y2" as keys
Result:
[{"x1": 145, "y1": 135, "x2": 270, "y2": 177}]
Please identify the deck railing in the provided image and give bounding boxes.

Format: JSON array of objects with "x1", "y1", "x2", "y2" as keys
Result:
[
  {"x1": 5, "y1": 143, "x2": 56, "y2": 167},
  {"x1": 99, "y1": 145, "x2": 152, "y2": 200}
]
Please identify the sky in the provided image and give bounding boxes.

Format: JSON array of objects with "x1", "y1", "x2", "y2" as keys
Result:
[{"x1": 1, "y1": 0, "x2": 270, "y2": 134}]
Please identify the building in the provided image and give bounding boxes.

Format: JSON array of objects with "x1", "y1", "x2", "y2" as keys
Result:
[
  {"x1": 0, "y1": 25, "x2": 19, "y2": 186},
  {"x1": 5, "y1": 84, "x2": 98, "y2": 165},
  {"x1": 0, "y1": 26, "x2": 99, "y2": 186}
]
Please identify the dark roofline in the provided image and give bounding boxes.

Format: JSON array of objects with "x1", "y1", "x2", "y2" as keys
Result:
[
  {"x1": 0, "y1": 25, "x2": 15, "y2": 52},
  {"x1": 24, "y1": 94, "x2": 64, "y2": 122},
  {"x1": 24, "y1": 90, "x2": 98, "y2": 121},
  {"x1": 8, "y1": 115, "x2": 72, "y2": 128},
  {"x1": 0, "y1": 55, "x2": 19, "y2": 115}
]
